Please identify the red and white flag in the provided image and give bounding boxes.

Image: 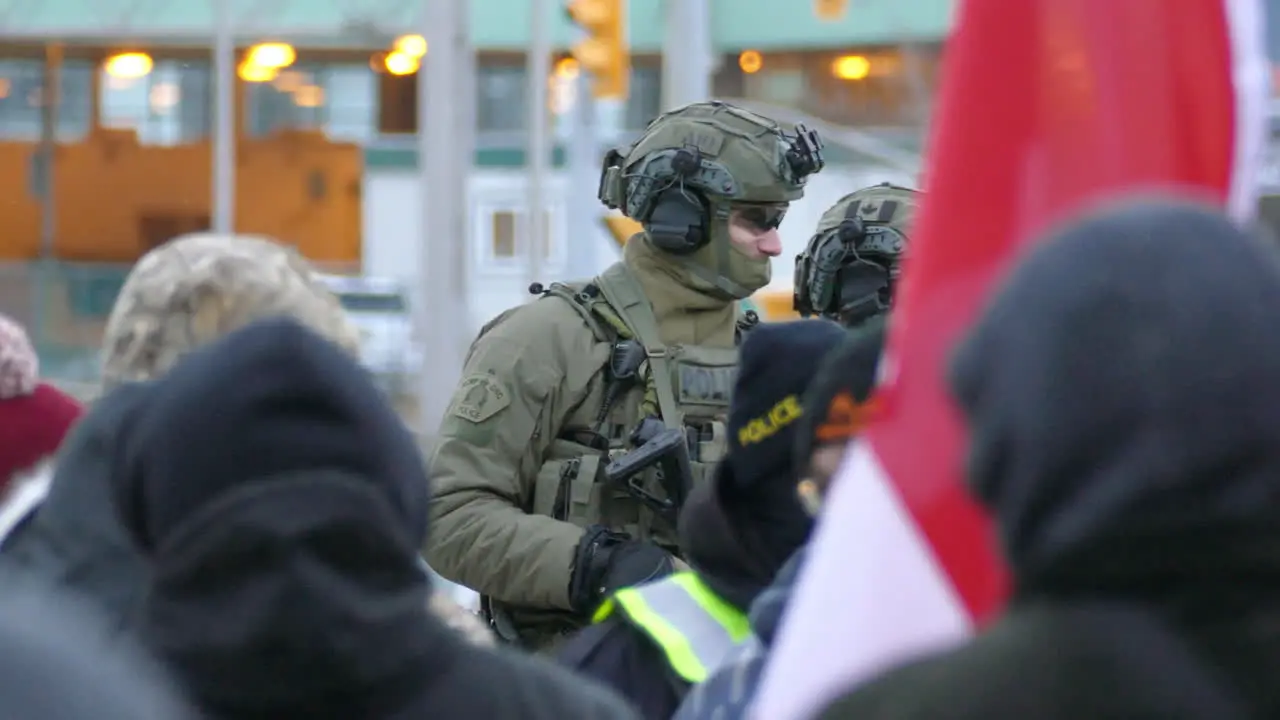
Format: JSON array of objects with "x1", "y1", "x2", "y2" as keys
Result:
[{"x1": 752, "y1": 0, "x2": 1269, "y2": 717}]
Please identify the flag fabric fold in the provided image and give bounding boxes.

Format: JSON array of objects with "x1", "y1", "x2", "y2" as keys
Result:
[{"x1": 751, "y1": 1, "x2": 1270, "y2": 718}]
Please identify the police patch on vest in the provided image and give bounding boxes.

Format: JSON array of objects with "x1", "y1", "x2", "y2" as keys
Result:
[
  {"x1": 737, "y1": 394, "x2": 802, "y2": 446},
  {"x1": 677, "y1": 364, "x2": 734, "y2": 406},
  {"x1": 449, "y1": 373, "x2": 511, "y2": 424}
]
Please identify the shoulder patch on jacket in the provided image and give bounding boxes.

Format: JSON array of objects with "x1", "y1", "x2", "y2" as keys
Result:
[{"x1": 449, "y1": 373, "x2": 511, "y2": 424}]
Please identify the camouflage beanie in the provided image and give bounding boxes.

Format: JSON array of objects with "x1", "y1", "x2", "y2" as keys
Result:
[{"x1": 101, "y1": 234, "x2": 360, "y2": 390}]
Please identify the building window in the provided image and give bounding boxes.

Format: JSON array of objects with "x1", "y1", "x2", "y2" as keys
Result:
[
  {"x1": 325, "y1": 66, "x2": 378, "y2": 141},
  {"x1": 100, "y1": 60, "x2": 209, "y2": 146},
  {"x1": 624, "y1": 65, "x2": 662, "y2": 130},
  {"x1": 245, "y1": 64, "x2": 376, "y2": 142},
  {"x1": 491, "y1": 210, "x2": 517, "y2": 258},
  {"x1": 712, "y1": 54, "x2": 747, "y2": 99},
  {"x1": 481, "y1": 205, "x2": 556, "y2": 266},
  {"x1": 477, "y1": 64, "x2": 526, "y2": 133},
  {"x1": 0, "y1": 59, "x2": 93, "y2": 141},
  {"x1": 748, "y1": 67, "x2": 807, "y2": 107},
  {"x1": 378, "y1": 71, "x2": 418, "y2": 135},
  {"x1": 800, "y1": 48, "x2": 939, "y2": 128}
]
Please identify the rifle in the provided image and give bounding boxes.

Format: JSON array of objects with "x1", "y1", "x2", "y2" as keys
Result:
[{"x1": 605, "y1": 417, "x2": 694, "y2": 523}]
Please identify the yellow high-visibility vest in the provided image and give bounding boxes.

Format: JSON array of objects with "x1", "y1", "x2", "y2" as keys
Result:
[{"x1": 593, "y1": 571, "x2": 751, "y2": 683}]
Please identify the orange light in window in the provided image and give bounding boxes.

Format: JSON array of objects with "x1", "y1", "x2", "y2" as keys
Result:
[
  {"x1": 832, "y1": 54, "x2": 870, "y2": 81},
  {"x1": 739, "y1": 50, "x2": 763, "y2": 74}
]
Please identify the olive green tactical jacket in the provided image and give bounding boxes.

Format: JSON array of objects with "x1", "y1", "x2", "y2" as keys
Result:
[
  {"x1": 427, "y1": 236, "x2": 740, "y2": 618},
  {"x1": 426, "y1": 283, "x2": 617, "y2": 611}
]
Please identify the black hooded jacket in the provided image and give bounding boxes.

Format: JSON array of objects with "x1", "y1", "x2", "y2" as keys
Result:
[
  {"x1": 820, "y1": 199, "x2": 1280, "y2": 719},
  {"x1": 112, "y1": 318, "x2": 636, "y2": 720},
  {"x1": 0, "y1": 574, "x2": 193, "y2": 719},
  {"x1": 0, "y1": 381, "x2": 154, "y2": 636}
]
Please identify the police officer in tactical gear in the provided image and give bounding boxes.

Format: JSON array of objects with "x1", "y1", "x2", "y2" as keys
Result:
[
  {"x1": 426, "y1": 101, "x2": 824, "y2": 651},
  {"x1": 556, "y1": 319, "x2": 847, "y2": 718},
  {"x1": 794, "y1": 182, "x2": 919, "y2": 327}
]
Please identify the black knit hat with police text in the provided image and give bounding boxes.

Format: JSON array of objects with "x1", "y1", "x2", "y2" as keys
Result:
[{"x1": 725, "y1": 319, "x2": 848, "y2": 498}]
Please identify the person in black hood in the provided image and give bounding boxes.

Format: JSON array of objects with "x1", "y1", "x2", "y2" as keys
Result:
[
  {"x1": 0, "y1": 380, "x2": 153, "y2": 636},
  {"x1": 112, "y1": 317, "x2": 638, "y2": 720},
  {"x1": 0, "y1": 232, "x2": 366, "y2": 638},
  {"x1": 819, "y1": 198, "x2": 1280, "y2": 720},
  {"x1": 557, "y1": 319, "x2": 846, "y2": 718},
  {"x1": 675, "y1": 316, "x2": 887, "y2": 720}
]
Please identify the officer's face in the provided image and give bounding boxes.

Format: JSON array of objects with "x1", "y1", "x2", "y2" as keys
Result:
[{"x1": 728, "y1": 205, "x2": 786, "y2": 259}]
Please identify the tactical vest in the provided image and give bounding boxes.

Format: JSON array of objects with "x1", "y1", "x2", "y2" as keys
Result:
[
  {"x1": 529, "y1": 262, "x2": 746, "y2": 548},
  {"x1": 593, "y1": 571, "x2": 751, "y2": 685}
]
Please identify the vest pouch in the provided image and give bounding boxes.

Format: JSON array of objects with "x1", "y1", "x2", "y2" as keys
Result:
[
  {"x1": 668, "y1": 346, "x2": 735, "y2": 491},
  {"x1": 531, "y1": 438, "x2": 608, "y2": 528},
  {"x1": 697, "y1": 420, "x2": 728, "y2": 465}
]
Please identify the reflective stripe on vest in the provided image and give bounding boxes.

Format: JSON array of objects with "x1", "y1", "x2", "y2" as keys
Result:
[{"x1": 592, "y1": 571, "x2": 751, "y2": 684}]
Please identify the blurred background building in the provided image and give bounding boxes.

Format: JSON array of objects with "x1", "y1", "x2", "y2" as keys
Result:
[{"x1": 0, "y1": 0, "x2": 950, "y2": 405}]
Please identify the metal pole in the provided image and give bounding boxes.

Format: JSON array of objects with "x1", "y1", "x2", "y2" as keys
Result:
[
  {"x1": 565, "y1": 71, "x2": 600, "y2": 279},
  {"x1": 32, "y1": 42, "x2": 63, "y2": 365},
  {"x1": 661, "y1": 0, "x2": 713, "y2": 110},
  {"x1": 212, "y1": 0, "x2": 236, "y2": 233},
  {"x1": 38, "y1": 43, "x2": 61, "y2": 259},
  {"x1": 526, "y1": 0, "x2": 552, "y2": 290},
  {"x1": 419, "y1": 0, "x2": 475, "y2": 440}
]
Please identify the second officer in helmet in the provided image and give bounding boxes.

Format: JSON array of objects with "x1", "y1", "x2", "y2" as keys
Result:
[
  {"x1": 794, "y1": 181, "x2": 919, "y2": 328},
  {"x1": 426, "y1": 101, "x2": 825, "y2": 650}
]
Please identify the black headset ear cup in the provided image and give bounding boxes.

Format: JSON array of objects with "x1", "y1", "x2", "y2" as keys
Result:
[{"x1": 645, "y1": 188, "x2": 709, "y2": 255}]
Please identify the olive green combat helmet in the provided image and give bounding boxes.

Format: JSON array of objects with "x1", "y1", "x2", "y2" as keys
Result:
[
  {"x1": 794, "y1": 182, "x2": 920, "y2": 327},
  {"x1": 599, "y1": 101, "x2": 825, "y2": 300}
]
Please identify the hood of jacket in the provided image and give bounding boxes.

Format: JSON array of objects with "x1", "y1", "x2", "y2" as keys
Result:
[
  {"x1": 948, "y1": 199, "x2": 1280, "y2": 709},
  {"x1": 0, "y1": 574, "x2": 193, "y2": 719},
  {"x1": 0, "y1": 382, "x2": 153, "y2": 635},
  {"x1": 949, "y1": 198, "x2": 1280, "y2": 579},
  {"x1": 114, "y1": 318, "x2": 452, "y2": 718}
]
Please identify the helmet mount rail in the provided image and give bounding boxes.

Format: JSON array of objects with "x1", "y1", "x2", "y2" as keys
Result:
[{"x1": 786, "y1": 123, "x2": 825, "y2": 180}]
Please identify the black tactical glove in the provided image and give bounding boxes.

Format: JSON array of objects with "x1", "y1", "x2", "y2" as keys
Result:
[{"x1": 568, "y1": 525, "x2": 676, "y2": 613}]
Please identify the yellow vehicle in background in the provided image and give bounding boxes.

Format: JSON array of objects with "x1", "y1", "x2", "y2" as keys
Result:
[{"x1": 752, "y1": 289, "x2": 800, "y2": 321}]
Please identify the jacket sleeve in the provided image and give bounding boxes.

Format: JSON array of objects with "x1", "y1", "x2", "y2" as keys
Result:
[{"x1": 425, "y1": 308, "x2": 590, "y2": 610}]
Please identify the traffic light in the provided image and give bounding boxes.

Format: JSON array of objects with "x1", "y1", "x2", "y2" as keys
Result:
[
  {"x1": 565, "y1": 0, "x2": 628, "y2": 100},
  {"x1": 813, "y1": 0, "x2": 848, "y2": 21}
]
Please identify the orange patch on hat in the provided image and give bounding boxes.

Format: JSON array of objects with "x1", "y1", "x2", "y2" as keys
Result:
[{"x1": 814, "y1": 391, "x2": 882, "y2": 443}]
